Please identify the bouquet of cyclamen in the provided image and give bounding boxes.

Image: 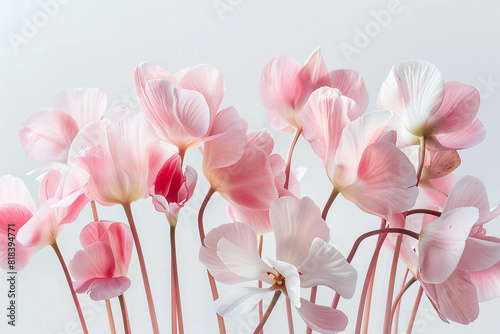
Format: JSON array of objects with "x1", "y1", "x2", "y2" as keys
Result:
[{"x1": 1, "y1": 48, "x2": 498, "y2": 334}]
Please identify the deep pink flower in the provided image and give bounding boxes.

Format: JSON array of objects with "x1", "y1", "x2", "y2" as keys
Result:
[
  {"x1": 69, "y1": 220, "x2": 133, "y2": 301},
  {"x1": 377, "y1": 60, "x2": 485, "y2": 149},
  {"x1": 70, "y1": 108, "x2": 167, "y2": 206},
  {"x1": 200, "y1": 197, "x2": 357, "y2": 333},
  {"x1": 150, "y1": 154, "x2": 197, "y2": 225},
  {"x1": 259, "y1": 48, "x2": 368, "y2": 132},
  {"x1": 302, "y1": 87, "x2": 418, "y2": 216}
]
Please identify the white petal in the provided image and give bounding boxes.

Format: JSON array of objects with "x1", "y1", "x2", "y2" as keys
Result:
[
  {"x1": 296, "y1": 298, "x2": 348, "y2": 334},
  {"x1": 214, "y1": 287, "x2": 270, "y2": 317},
  {"x1": 268, "y1": 258, "x2": 301, "y2": 308}
]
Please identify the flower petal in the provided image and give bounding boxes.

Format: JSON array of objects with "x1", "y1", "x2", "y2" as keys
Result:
[
  {"x1": 457, "y1": 237, "x2": 500, "y2": 272},
  {"x1": 298, "y1": 238, "x2": 357, "y2": 299},
  {"x1": 68, "y1": 241, "x2": 115, "y2": 282},
  {"x1": 469, "y1": 261, "x2": 500, "y2": 302},
  {"x1": 418, "y1": 207, "x2": 479, "y2": 284},
  {"x1": 0, "y1": 203, "x2": 34, "y2": 270},
  {"x1": 267, "y1": 258, "x2": 301, "y2": 308},
  {"x1": 296, "y1": 298, "x2": 348, "y2": 334},
  {"x1": 443, "y1": 176, "x2": 490, "y2": 225},
  {"x1": 329, "y1": 69, "x2": 369, "y2": 113},
  {"x1": 270, "y1": 197, "x2": 330, "y2": 267},
  {"x1": 0, "y1": 175, "x2": 35, "y2": 212},
  {"x1": 87, "y1": 276, "x2": 131, "y2": 301},
  {"x1": 296, "y1": 48, "x2": 330, "y2": 108},
  {"x1": 53, "y1": 88, "x2": 107, "y2": 128},
  {"x1": 213, "y1": 287, "x2": 270, "y2": 317},
  {"x1": 432, "y1": 118, "x2": 485, "y2": 150}
]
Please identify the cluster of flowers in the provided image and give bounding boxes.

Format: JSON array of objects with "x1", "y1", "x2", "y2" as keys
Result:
[{"x1": 1, "y1": 48, "x2": 499, "y2": 334}]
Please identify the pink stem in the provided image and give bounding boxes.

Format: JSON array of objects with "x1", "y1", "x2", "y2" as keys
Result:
[
  {"x1": 258, "y1": 235, "x2": 264, "y2": 334},
  {"x1": 283, "y1": 128, "x2": 302, "y2": 189},
  {"x1": 171, "y1": 258, "x2": 177, "y2": 334},
  {"x1": 90, "y1": 200, "x2": 99, "y2": 221},
  {"x1": 394, "y1": 269, "x2": 409, "y2": 334},
  {"x1": 286, "y1": 298, "x2": 295, "y2": 334},
  {"x1": 390, "y1": 277, "x2": 417, "y2": 332},
  {"x1": 51, "y1": 242, "x2": 88, "y2": 334},
  {"x1": 415, "y1": 136, "x2": 426, "y2": 186},
  {"x1": 254, "y1": 291, "x2": 282, "y2": 334},
  {"x1": 407, "y1": 287, "x2": 423, "y2": 334},
  {"x1": 105, "y1": 299, "x2": 117, "y2": 334},
  {"x1": 321, "y1": 188, "x2": 339, "y2": 220},
  {"x1": 406, "y1": 209, "x2": 441, "y2": 217},
  {"x1": 198, "y1": 188, "x2": 226, "y2": 334},
  {"x1": 383, "y1": 235, "x2": 403, "y2": 334},
  {"x1": 361, "y1": 266, "x2": 376, "y2": 334},
  {"x1": 122, "y1": 203, "x2": 159, "y2": 334},
  {"x1": 171, "y1": 225, "x2": 184, "y2": 334},
  {"x1": 119, "y1": 294, "x2": 132, "y2": 334}
]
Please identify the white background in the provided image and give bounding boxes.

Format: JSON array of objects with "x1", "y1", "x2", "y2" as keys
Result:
[{"x1": 1, "y1": 0, "x2": 500, "y2": 333}]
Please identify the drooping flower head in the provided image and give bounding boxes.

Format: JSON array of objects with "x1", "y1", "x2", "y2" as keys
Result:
[
  {"x1": 200, "y1": 197, "x2": 357, "y2": 333},
  {"x1": 69, "y1": 220, "x2": 133, "y2": 301}
]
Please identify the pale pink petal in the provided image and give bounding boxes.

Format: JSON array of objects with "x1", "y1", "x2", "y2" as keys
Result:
[
  {"x1": 217, "y1": 238, "x2": 272, "y2": 282},
  {"x1": 68, "y1": 242, "x2": 115, "y2": 282},
  {"x1": 298, "y1": 238, "x2": 357, "y2": 299},
  {"x1": 0, "y1": 175, "x2": 36, "y2": 212},
  {"x1": 302, "y1": 87, "x2": 357, "y2": 166},
  {"x1": 267, "y1": 258, "x2": 301, "y2": 308},
  {"x1": 52, "y1": 166, "x2": 90, "y2": 208},
  {"x1": 246, "y1": 130, "x2": 274, "y2": 156},
  {"x1": 429, "y1": 82, "x2": 480, "y2": 134},
  {"x1": 228, "y1": 205, "x2": 273, "y2": 235},
  {"x1": 341, "y1": 142, "x2": 418, "y2": 216},
  {"x1": 296, "y1": 48, "x2": 330, "y2": 108},
  {"x1": 469, "y1": 261, "x2": 500, "y2": 302},
  {"x1": 179, "y1": 64, "x2": 225, "y2": 126},
  {"x1": 53, "y1": 88, "x2": 107, "y2": 128},
  {"x1": 418, "y1": 207, "x2": 479, "y2": 284},
  {"x1": 443, "y1": 176, "x2": 490, "y2": 224},
  {"x1": 296, "y1": 298, "x2": 348, "y2": 334},
  {"x1": 39, "y1": 170, "x2": 62, "y2": 204},
  {"x1": 213, "y1": 287, "x2": 270, "y2": 317},
  {"x1": 421, "y1": 270, "x2": 479, "y2": 325},
  {"x1": 423, "y1": 149, "x2": 461, "y2": 180},
  {"x1": 332, "y1": 110, "x2": 392, "y2": 186},
  {"x1": 19, "y1": 108, "x2": 79, "y2": 163},
  {"x1": 270, "y1": 197, "x2": 330, "y2": 267},
  {"x1": 145, "y1": 80, "x2": 210, "y2": 145},
  {"x1": 57, "y1": 193, "x2": 88, "y2": 226},
  {"x1": 105, "y1": 222, "x2": 133, "y2": 276},
  {"x1": 424, "y1": 173, "x2": 459, "y2": 207},
  {"x1": 377, "y1": 60, "x2": 444, "y2": 136},
  {"x1": 79, "y1": 220, "x2": 113, "y2": 248},
  {"x1": 457, "y1": 237, "x2": 500, "y2": 272},
  {"x1": 329, "y1": 69, "x2": 369, "y2": 113},
  {"x1": 87, "y1": 276, "x2": 131, "y2": 301},
  {"x1": 432, "y1": 119, "x2": 486, "y2": 150},
  {"x1": 202, "y1": 106, "x2": 247, "y2": 170},
  {"x1": 16, "y1": 199, "x2": 61, "y2": 248},
  {"x1": 0, "y1": 203, "x2": 34, "y2": 270}
]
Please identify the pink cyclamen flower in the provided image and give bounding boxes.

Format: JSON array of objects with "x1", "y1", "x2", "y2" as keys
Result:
[
  {"x1": 391, "y1": 176, "x2": 500, "y2": 324},
  {"x1": 302, "y1": 87, "x2": 418, "y2": 216},
  {"x1": 69, "y1": 107, "x2": 167, "y2": 206},
  {"x1": 200, "y1": 197, "x2": 357, "y2": 333},
  {"x1": 69, "y1": 220, "x2": 133, "y2": 301},
  {"x1": 19, "y1": 88, "x2": 107, "y2": 165},
  {"x1": 259, "y1": 47, "x2": 368, "y2": 132},
  {"x1": 134, "y1": 62, "x2": 230, "y2": 156},
  {"x1": 377, "y1": 59, "x2": 485, "y2": 149},
  {"x1": 0, "y1": 175, "x2": 37, "y2": 270},
  {"x1": 150, "y1": 153, "x2": 197, "y2": 225},
  {"x1": 16, "y1": 170, "x2": 88, "y2": 250}
]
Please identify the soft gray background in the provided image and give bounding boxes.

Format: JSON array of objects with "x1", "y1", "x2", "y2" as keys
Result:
[{"x1": 1, "y1": 0, "x2": 500, "y2": 333}]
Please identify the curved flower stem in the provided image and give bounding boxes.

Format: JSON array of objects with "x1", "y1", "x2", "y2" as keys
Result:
[
  {"x1": 254, "y1": 291, "x2": 282, "y2": 334},
  {"x1": 332, "y1": 227, "x2": 419, "y2": 309},
  {"x1": 415, "y1": 136, "x2": 427, "y2": 186},
  {"x1": 321, "y1": 188, "x2": 339, "y2": 220},
  {"x1": 170, "y1": 224, "x2": 184, "y2": 334},
  {"x1": 354, "y1": 230, "x2": 387, "y2": 334},
  {"x1": 198, "y1": 188, "x2": 226, "y2": 334},
  {"x1": 284, "y1": 127, "x2": 302, "y2": 189},
  {"x1": 383, "y1": 235, "x2": 403, "y2": 334},
  {"x1": 286, "y1": 298, "x2": 295, "y2": 334},
  {"x1": 119, "y1": 294, "x2": 131, "y2": 334},
  {"x1": 389, "y1": 277, "x2": 417, "y2": 332},
  {"x1": 361, "y1": 266, "x2": 376, "y2": 334},
  {"x1": 122, "y1": 203, "x2": 159, "y2": 334},
  {"x1": 406, "y1": 209, "x2": 441, "y2": 217},
  {"x1": 393, "y1": 269, "x2": 409, "y2": 334},
  {"x1": 51, "y1": 242, "x2": 88, "y2": 334},
  {"x1": 407, "y1": 286, "x2": 423, "y2": 334},
  {"x1": 258, "y1": 235, "x2": 264, "y2": 334},
  {"x1": 105, "y1": 299, "x2": 117, "y2": 334}
]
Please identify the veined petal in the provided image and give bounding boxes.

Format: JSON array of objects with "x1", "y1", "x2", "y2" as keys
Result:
[
  {"x1": 0, "y1": 175, "x2": 35, "y2": 212},
  {"x1": 53, "y1": 88, "x2": 107, "y2": 128},
  {"x1": 418, "y1": 207, "x2": 479, "y2": 284},
  {"x1": 377, "y1": 60, "x2": 444, "y2": 136},
  {"x1": 19, "y1": 108, "x2": 79, "y2": 163},
  {"x1": 105, "y1": 222, "x2": 133, "y2": 276},
  {"x1": 341, "y1": 142, "x2": 418, "y2": 216},
  {"x1": 296, "y1": 48, "x2": 330, "y2": 108},
  {"x1": 432, "y1": 118, "x2": 485, "y2": 150},
  {"x1": 329, "y1": 69, "x2": 369, "y2": 113},
  {"x1": 270, "y1": 197, "x2": 330, "y2": 267},
  {"x1": 87, "y1": 276, "x2": 131, "y2": 301},
  {"x1": 267, "y1": 258, "x2": 301, "y2": 308},
  {"x1": 469, "y1": 261, "x2": 500, "y2": 302},
  {"x1": 213, "y1": 287, "x2": 270, "y2": 317},
  {"x1": 16, "y1": 199, "x2": 62, "y2": 248},
  {"x1": 457, "y1": 237, "x2": 500, "y2": 272},
  {"x1": 443, "y1": 176, "x2": 490, "y2": 225},
  {"x1": 68, "y1": 242, "x2": 115, "y2": 282},
  {"x1": 298, "y1": 238, "x2": 357, "y2": 299},
  {"x1": 296, "y1": 298, "x2": 348, "y2": 334},
  {"x1": 39, "y1": 170, "x2": 62, "y2": 204},
  {"x1": 302, "y1": 87, "x2": 356, "y2": 166}
]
